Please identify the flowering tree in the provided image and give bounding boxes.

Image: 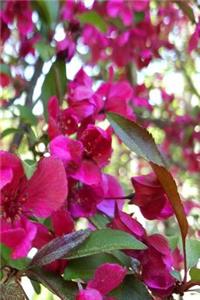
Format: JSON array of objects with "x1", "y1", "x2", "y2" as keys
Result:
[{"x1": 0, "y1": 0, "x2": 200, "y2": 299}]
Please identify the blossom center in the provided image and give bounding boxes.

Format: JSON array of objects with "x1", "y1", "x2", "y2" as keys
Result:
[{"x1": 1, "y1": 190, "x2": 28, "y2": 222}]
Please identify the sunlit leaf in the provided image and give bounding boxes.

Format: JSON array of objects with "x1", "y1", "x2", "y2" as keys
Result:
[
  {"x1": 35, "y1": 41, "x2": 55, "y2": 61},
  {"x1": 16, "y1": 105, "x2": 37, "y2": 126},
  {"x1": 32, "y1": 0, "x2": 59, "y2": 27},
  {"x1": 41, "y1": 59, "x2": 66, "y2": 118},
  {"x1": 189, "y1": 267, "x2": 200, "y2": 281},
  {"x1": 1, "y1": 128, "x2": 20, "y2": 139},
  {"x1": 22, "y1": 160, "x2": 37, "y2": 179},
  {"x1": 65, "y1": 229, "x2": 146, "y2": 260},
  {"x1": 78, "y1": 11, "x2": 107, "y2": 32}
]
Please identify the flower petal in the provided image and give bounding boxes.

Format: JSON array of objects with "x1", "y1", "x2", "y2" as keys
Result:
[
  {"x1": 76, "y1": 288, "x2": 103, "y2": 300},
  {"x1": 25, "y1": 157, "x2": 68, "y2": 217},
  {"x1": 0, "y1": 217, "x2": 37, "y2": 259},
  {"x1": 87, "y1": 263, "x2": 126, "y2": 295}
]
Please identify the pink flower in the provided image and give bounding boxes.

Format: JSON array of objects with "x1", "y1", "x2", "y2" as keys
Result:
[
  {"x1": 68, "y1": 69, "x2": 99, "y2": 120},
  {"x1": 0, "y1": 73, "x2": 11, "y2": 88},
  {"x1": 19, "y1": 35, "x2": 40, "y2": 58},
  {"x1": 60, "y1": 0, "x2": 85, "y2": 22},
  {"x1": 97, "y1": 81, "x2": 133, "y2": 118},
  {"x1": 0, "y1": 151, "x2": 68, "y2": 258},
  {"x1": 3, "y1": 0, "x2": 34, "y2": 37},
  {"x1": 49, "y1": 135, "x2": 101, "y2": 186},
  {"x1": 141, "y1": 234, "x2": 175, "y2": 297},
  {"x1": 107, "y1": 0, "x2": 149, "y2": 26},
  {"x1": 131, "y1": 84, "x2": 152, "y2": 112},
  {"x1": 76, "y1": 288, "x2": 103, "y2": 300},
  {"x1": 97, "y1": 174, "x2": 125, "y2": 217},
  {"x1": 56, "y1": 37, "x2": 76, "y2": 62},
  {"x1": 188, "y1": 20, "x2": 200, "y2": 53},
  {"x1": 80, "y1": 125, "x2": 112, "y2": 167},
  {"x1": 0, "y1": 11, "x2": 10, "y2": 43},
  {"x1": 88, "y1": 263, "x2": 126, "y2": 295},
  {"x1": 82, "y1": 25, "x2": 108, "y2": 63},
  {"x1": 109, "y1": 205, "x2": 146, "y2": 239},
  {"x1": 48, "y1": 96, "x2": 79, "y2": 139},
  {"x1": 131, "y1": 173, "x2": 173, "y2": 220},
  {"x1": 68, "y1": 181, "x2": 103, "y2": 218},
  {"x1": 76, "y1": 263, "x2": 126, "y2": 299}
]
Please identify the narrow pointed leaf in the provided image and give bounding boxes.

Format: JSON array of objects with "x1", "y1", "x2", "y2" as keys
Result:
[
  {"x1": 107, "y1": 112, "x2": 166, "y2": 166},
  {"x1": 65, "y1": 229, "x2": 146, "y2": 260},
  {"x1": 150, "y1": 163, "x2": 188, "y2": 239},
  {"x1": 107, "y1": 112, "x2": 188, "y2": 238},
  {"x1": 30, "y1": 229, "x2": 90, "y2": 266},
  {"x1": 107, "y1": 112, "x2": 188, "y2": 275}
]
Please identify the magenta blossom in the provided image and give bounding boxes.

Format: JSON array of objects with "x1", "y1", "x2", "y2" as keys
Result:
[
  {"x1": 0, "y1": 151, "x2": 68, "y2": 258},
  {"x1": 80, "y1": 125, "x2": 112, "y2": 168},
  {"x1": 188, "y1": 19, "x2": 200, "y2": 53},
  {"x1": 48, "y1": 96, "x2": 79, "y2": 139},
  {"x1": 97, "y1": 81, "x2": 133, "y2": 119},
  {"x1": 109, "y1": 207, "x2": 176, "y2": 297},
  {"x1": 49, "y1": 135, "x2": 101, "y2": 186},
  {"x1": 131, "y1": 173, "x2": 173, "y2": 220},
  {"x1": 56, "y1": 36, "x2": 76, "y2": 62},
  {"x1": 76, "y1": 263, "x2": 126, "y2": 299},
  {"x1": 68, "y1": 69, "x2": 100, "y2": 120},
  {"x1": 106, "y1": 0, "x2": 149, "y2": 26},
  {"x1": 3, "y1": 0, "x2": 34, "y2": 37}
]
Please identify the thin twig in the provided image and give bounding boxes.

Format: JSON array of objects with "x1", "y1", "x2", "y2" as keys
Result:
[{"x1": 9, "y1": 58, "x2": 43, "y2": 152}]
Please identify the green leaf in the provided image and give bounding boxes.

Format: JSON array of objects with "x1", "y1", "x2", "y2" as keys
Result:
[
  {"x1": 1, "y1": 128, "x2": 20, "y2": 139},
  {"x1": 30, "y1": 229, "x2": 90, "y2": 267},
  {"x1": 107, "y1": 112, "x2": 188, "y2": 242},
  {"x1": 41, "y1": 59, "x2": 67, "y2": 118},
  {"x1": 109, "y1": 276, "x2": 152, "y2": 300},
  {"x1": 22, "y1": 160, "x2": 37, "y2": 179},
  {"x1": 167, "y1": 235, "x2": 179, "y2": 250},
  {"x1": 64, "y1": 253, "x2": 123, "y2": 281},
  {"x1": 107, "y1": 112, "x2": 165, "y2": 167},
  {"x1": 27, "y1": 267, "x2": 77, "y2": 300},
  {"x1": 89, "y1": 213, "x2": 110, "y2": 229},
  {"x1": 35, "y1": 41, "x2": 55, "y2": 61},
  {"x1": 134, "y1": 12, "x2": 145, "y2": 24},
  {"x1": 0, "y1": 64, "x2": 11, "y2": 75},
  {"x1": 171, "y1": 270, "x2": 182, "y2": 281},
  {"x1": 30, "y1": 279, "x2": 41, "y2": 295},
  {"x1": 189, "y1": 267, "x2": 200, "y2": 281},
  {"x1": 185, "y1": 239, "x2": 200, "y2": 268},
  {"x1": 65, "y1": 229, "x2": 146, "y2": 260},
  {"x1": 78, "y1": 11, "x2": 107, "y2": 32},
  {"x1": 32, "y1": 0, "x2": 59, "y2": 27},
  {"x1": 16, "y1": 105, "x2": 37, "y2": 125},
  {"x1": 0, "y1": 244, "x2": 30, "y2": 270}
]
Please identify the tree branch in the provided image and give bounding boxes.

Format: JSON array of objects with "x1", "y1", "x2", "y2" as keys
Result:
[{"x1": 9, "y1": 58, "x2": 44, "y2": 152}]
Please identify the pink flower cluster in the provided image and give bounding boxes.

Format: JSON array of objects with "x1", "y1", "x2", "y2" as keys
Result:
[{"x1": 1, "y1": 1, "x2": 199, "y2": 299}]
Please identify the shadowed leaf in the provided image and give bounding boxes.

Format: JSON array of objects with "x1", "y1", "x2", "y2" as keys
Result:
[
  {"x1": 30, "y1": 229, "x2": 90, "y2": 266},
  {"x1": 27, "y1": 268, "x2": 77, "y2": 300}
]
